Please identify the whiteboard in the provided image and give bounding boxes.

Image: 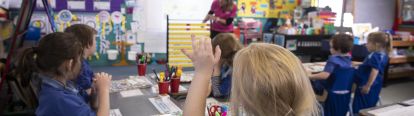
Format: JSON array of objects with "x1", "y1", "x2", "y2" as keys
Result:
[{"x1": 164, "y1": 0, "x2": 214, "y2": 20}]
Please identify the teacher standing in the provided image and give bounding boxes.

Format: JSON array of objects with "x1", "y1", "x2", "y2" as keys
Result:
[{"x1": 203, "y1": 0, "x2": 237, "y2": 39}]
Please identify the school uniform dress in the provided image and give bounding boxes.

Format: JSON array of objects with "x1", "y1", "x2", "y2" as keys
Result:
[
  {"x1": 322, "y1": 55, "x2": 355, "y2": 116},
  {"x1": 208, "y1": 0, "x2": 237, "y2": 39},
  {"x1": 76, "y1": 60, "x2": 95, "y2": 103},
  {"x1": 211, "y1": 65, "x2": 232, "y2": 98},
  {"x1": 311, "y1": 55, "x2": 352, "y2": 95},
  {"x1": 36, "y1": 75, "x2": 96, "y2": 116},
  {"x1": 353, "y1": 52, "x2": 388, "y2": 114}
]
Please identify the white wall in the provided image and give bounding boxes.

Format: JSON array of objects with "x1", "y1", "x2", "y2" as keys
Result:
[
  {"x1": 354, "y1": 0, "x2": 395, "y2": 30},
  {"x1": 135, "y1": 0, "x2": 214, "y2": 53}
]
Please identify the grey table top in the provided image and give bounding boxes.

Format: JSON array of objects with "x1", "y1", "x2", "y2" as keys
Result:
[{"x1": 109, "y1": 74, "x2": 188, "y2": 116}]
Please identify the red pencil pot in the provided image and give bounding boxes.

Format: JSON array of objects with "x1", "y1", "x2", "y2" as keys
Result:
[
  {"x1": 158, "y1": 81, "x2": 170, "y2": 95},
  {"x1": 137, "y1": 64, "x2": 146, "y2": 76},
  {"x1": 170, "y1": 78, "x2": 180, "y2": 93}
]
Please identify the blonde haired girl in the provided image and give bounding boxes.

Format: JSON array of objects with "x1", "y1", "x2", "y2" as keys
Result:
[{"x1": 182, "y1": 35, "x2": 320, "y2": 115}]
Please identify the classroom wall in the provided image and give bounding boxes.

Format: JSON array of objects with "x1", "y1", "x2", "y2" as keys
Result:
[{"x1": 354, "y1": 0, "x2": 395, "y2": 30}]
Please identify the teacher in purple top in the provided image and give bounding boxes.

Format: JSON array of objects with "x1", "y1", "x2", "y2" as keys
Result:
[{"x1": 203, "y1": 0, "x2": 237, "y2": 39}]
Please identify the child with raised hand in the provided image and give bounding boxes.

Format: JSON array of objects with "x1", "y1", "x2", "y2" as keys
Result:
[
  {"x1": 15, "y1": 32, "x2": 111, "y2": 116},
  {"x1": 64, "y1": 24, "x2": 97, "y2": 103},
  {"x1": 182, "y1": 35, "x2": 320, "y2": 115},
  {"x1": 208, "y1": 33, "x2": 243, "y2": 98},
  {"x1": 353, "y1": 32, "x2": 391, "y2": 114}
]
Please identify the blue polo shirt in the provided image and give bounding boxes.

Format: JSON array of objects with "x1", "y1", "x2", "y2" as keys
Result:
[
  {"x1": 323, "y1": 55, "x2": 352, "y2": 73},
  {"x1": 76, "y1": 60, "x2": 95, "y2": 102},
  {"x1": 36, "y1": 75, "x2": 96, "y2": 116}
]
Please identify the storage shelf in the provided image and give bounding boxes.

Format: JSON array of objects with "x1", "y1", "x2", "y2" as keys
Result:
[
  {"x1": 389, "y1": 56, "x2": 414, "y2": 64},
  {"x1": 388, "y1": 71, "x2": 414, "y2": 78},
  {"x1": 392, "y1": 41, "x2": 414, "y2": 47}
]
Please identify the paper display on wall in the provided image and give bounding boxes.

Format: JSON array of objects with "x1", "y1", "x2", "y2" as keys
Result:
[
  {"x1": 31, "y1": 14, "x2": 49, "y2": 33},
  {"x1": 36, "y1": 0, "x2": 56, "y2": 9},
  {"x1": 68, "y1": 0, "x2": 85, "y2": 10},
  {"x1": 130, "y1": 44, "x2": 142, "y2": 53},
  {"x1": 237, "y1": 0, "x2": 298, "y2": 18},
  {"x1": 0, "y1": 0, "x2": 9, "y2": 8},
  {"x1": 83, "y1": 15, "x2": 98, "y2": 30},
  {"x1": 8, "y1": 0, "x2": 21, "y2": 8},
  {"x1": 94, "y1": 1, "x2": 110, "y2": 10}
]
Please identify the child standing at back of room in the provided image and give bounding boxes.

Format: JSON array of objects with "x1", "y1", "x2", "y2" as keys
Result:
[
  {"x1": 310, "y1": 34, "x2": 354, "y2": 79},
  {"x1": 309, "y1": 34, "x2": 354, "y2": 92},
  {"x1": 208, "y1": 33, "x2": 243, "y2": 98},
  {"x1": 353, "y1": 32, "x2": 391, "y2": 114},
  {"x1": 309, "y1": 34, "x2": 354, "y2": 116},
  {"x1": 64, "y1": 24, "x2": 97, "y2": 103}
]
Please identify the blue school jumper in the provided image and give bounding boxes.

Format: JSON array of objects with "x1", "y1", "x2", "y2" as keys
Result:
[
  {"x1": 311, "y1": 55, "x2": 352, "y2": 95},
  {"x1": 76, "y1": 60, "x2": 95, "y2": 103},
  {"x1": 211, "y1": 65, "x2": 232, "y2": 98},
  {"x1": 323, "y1": 56, "x2": 354, "y2": 116},
  {"x1": 352, "y1": 52, "x2": 388, "y2": 114},
  {"x1": 36, "y1": 75, "x2": 96, "y2": 116}
]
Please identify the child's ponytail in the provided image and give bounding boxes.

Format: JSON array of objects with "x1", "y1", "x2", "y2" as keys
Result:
[
  {"x1": 385, "y1": 33, "x2": 393, "y2": 55},
  {"x1": 16, "y1": 47, "x2": 39, "y2": 87}
]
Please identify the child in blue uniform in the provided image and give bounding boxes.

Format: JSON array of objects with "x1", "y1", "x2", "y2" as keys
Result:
[
  {"x1": 65, "y1": 24, "x2": 97, "y2": 103},
  {"x1": 309, "y1": 34, "x2": 353, "y2": 80},
  {"x1": 16, "y1": 32, "x2": 112, "y2": 116},
  {"x1": 309, "y1": 34, "x2": 354, "y2": 116},
  {"x1": 353, "y1": 32, "x2": 390, "y2": 114},
  {"x1": 208, "y1": 33, "x2": 243, "y2": 98}
]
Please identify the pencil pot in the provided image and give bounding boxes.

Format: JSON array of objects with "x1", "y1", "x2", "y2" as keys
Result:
[
  {"x1": 170, "y1": 78, "x2": 180, "y2": 93},
  {"x1": 137, "y1": 64, "x2": 147, "y2": 76},
  {"x1": 158, "y1": 81, "x2": 170, "y2": 95}
]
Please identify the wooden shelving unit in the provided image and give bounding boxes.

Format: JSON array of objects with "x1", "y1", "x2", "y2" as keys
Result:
[{"x1": 385, "y1": 40, "x2": 414, "y2": 85}]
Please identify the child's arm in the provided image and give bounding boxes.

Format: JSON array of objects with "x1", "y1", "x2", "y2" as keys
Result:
[
  {"x1": 361, "y1": 68, "x2": 379, "y2": 94},
  {"x1": 309, "y1": 72, "x2": 330, "y2": 80},
  {"x1": 182, "y1": 36, "x2": 221, "y2": 116},
  {"x1": 89, "y1": 83, "x2": 99, "y2": 111},
  {"x1": 94, "y1": 72, "x2": 112, "y2": 116}
]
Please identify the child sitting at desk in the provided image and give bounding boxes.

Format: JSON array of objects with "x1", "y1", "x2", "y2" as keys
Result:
[
  {"x1": 65, "y1": 24, "x2": 97, "y2": 103},
  {"x1": 208, "y1": 33, "x2": 243, "y2": 98},
  {"x1": 182, "y1": 36, "x2": 320, "y2": 115},
  {"x1": 15, "y1": 32, "x2": 111, "y2": 116},
  {"x1": 309, "y1": 34, "x2": 354, "y2": 94},
  {"x1": 353, "y1": 32, "x2": 391, "y2": 114}
]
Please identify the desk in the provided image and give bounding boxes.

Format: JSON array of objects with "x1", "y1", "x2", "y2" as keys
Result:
[
  {"x1": 303, "y1": 61, "x2": 363, "y2": 73},
  {"x1": 359, "y1": 101, "x2": 414, "y2": 116},
  {"x1": 109, "y1": 75, "x2": 188, "y2": 116}
]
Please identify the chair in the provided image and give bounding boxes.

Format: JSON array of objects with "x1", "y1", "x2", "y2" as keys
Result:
[
  {"x1": 323, "y1": 67, "x2": 355, "y2": 116},
  {"x1": 238, "y1": 20, "x2": 262, "y2": 46}
]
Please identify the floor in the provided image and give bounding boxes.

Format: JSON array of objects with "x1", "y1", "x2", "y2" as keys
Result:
[{"x1": 93, "y1": 65, "x2": 414, "y2": 105}]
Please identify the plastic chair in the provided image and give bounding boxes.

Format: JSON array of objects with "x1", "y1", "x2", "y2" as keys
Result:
[
  {"x1": 238, "y1": 20, "x2": 262, "y2": 46},
  {"x1": 324, "y1": 67, "x2": 355, "y2": 116}
]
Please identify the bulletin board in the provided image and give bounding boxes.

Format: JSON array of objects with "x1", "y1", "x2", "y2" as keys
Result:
[
  {"x1": 237, "y1": 0, "x2": 298, "y2": 18},
  {"x1": 9, "y1": 0, "x2": 144, "y2": 67}
]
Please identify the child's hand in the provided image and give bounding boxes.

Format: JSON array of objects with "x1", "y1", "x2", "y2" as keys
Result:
[
  {"x1": 361, "y1": 85, "x2": 371, "y2": 94},
  {"x1": 94, "y1": 72, "x2": 112, "y2": 92},
  {"x1": 181, "y1": 34, "x2": 221, "y2": 75}
]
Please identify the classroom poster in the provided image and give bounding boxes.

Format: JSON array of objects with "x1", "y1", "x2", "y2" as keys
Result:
[
  {"x1": 0, "y1": 0, "x2": 9, "y2": 8},
  {"x1": 94, "y1": 0, "x2": 111, "y2": 10},
  {"x1": 67, "y1": 0, "x2": 86, "y2": 10},
  {"x1": 36, "y1": 0, "x2": 56, "y2": 9},
  {"x1": 31, "y1": 14, "x2": 49, "y2": 33},
  {"x1": 237, "y1": 0, "x2": 298, "y2": 18}
]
